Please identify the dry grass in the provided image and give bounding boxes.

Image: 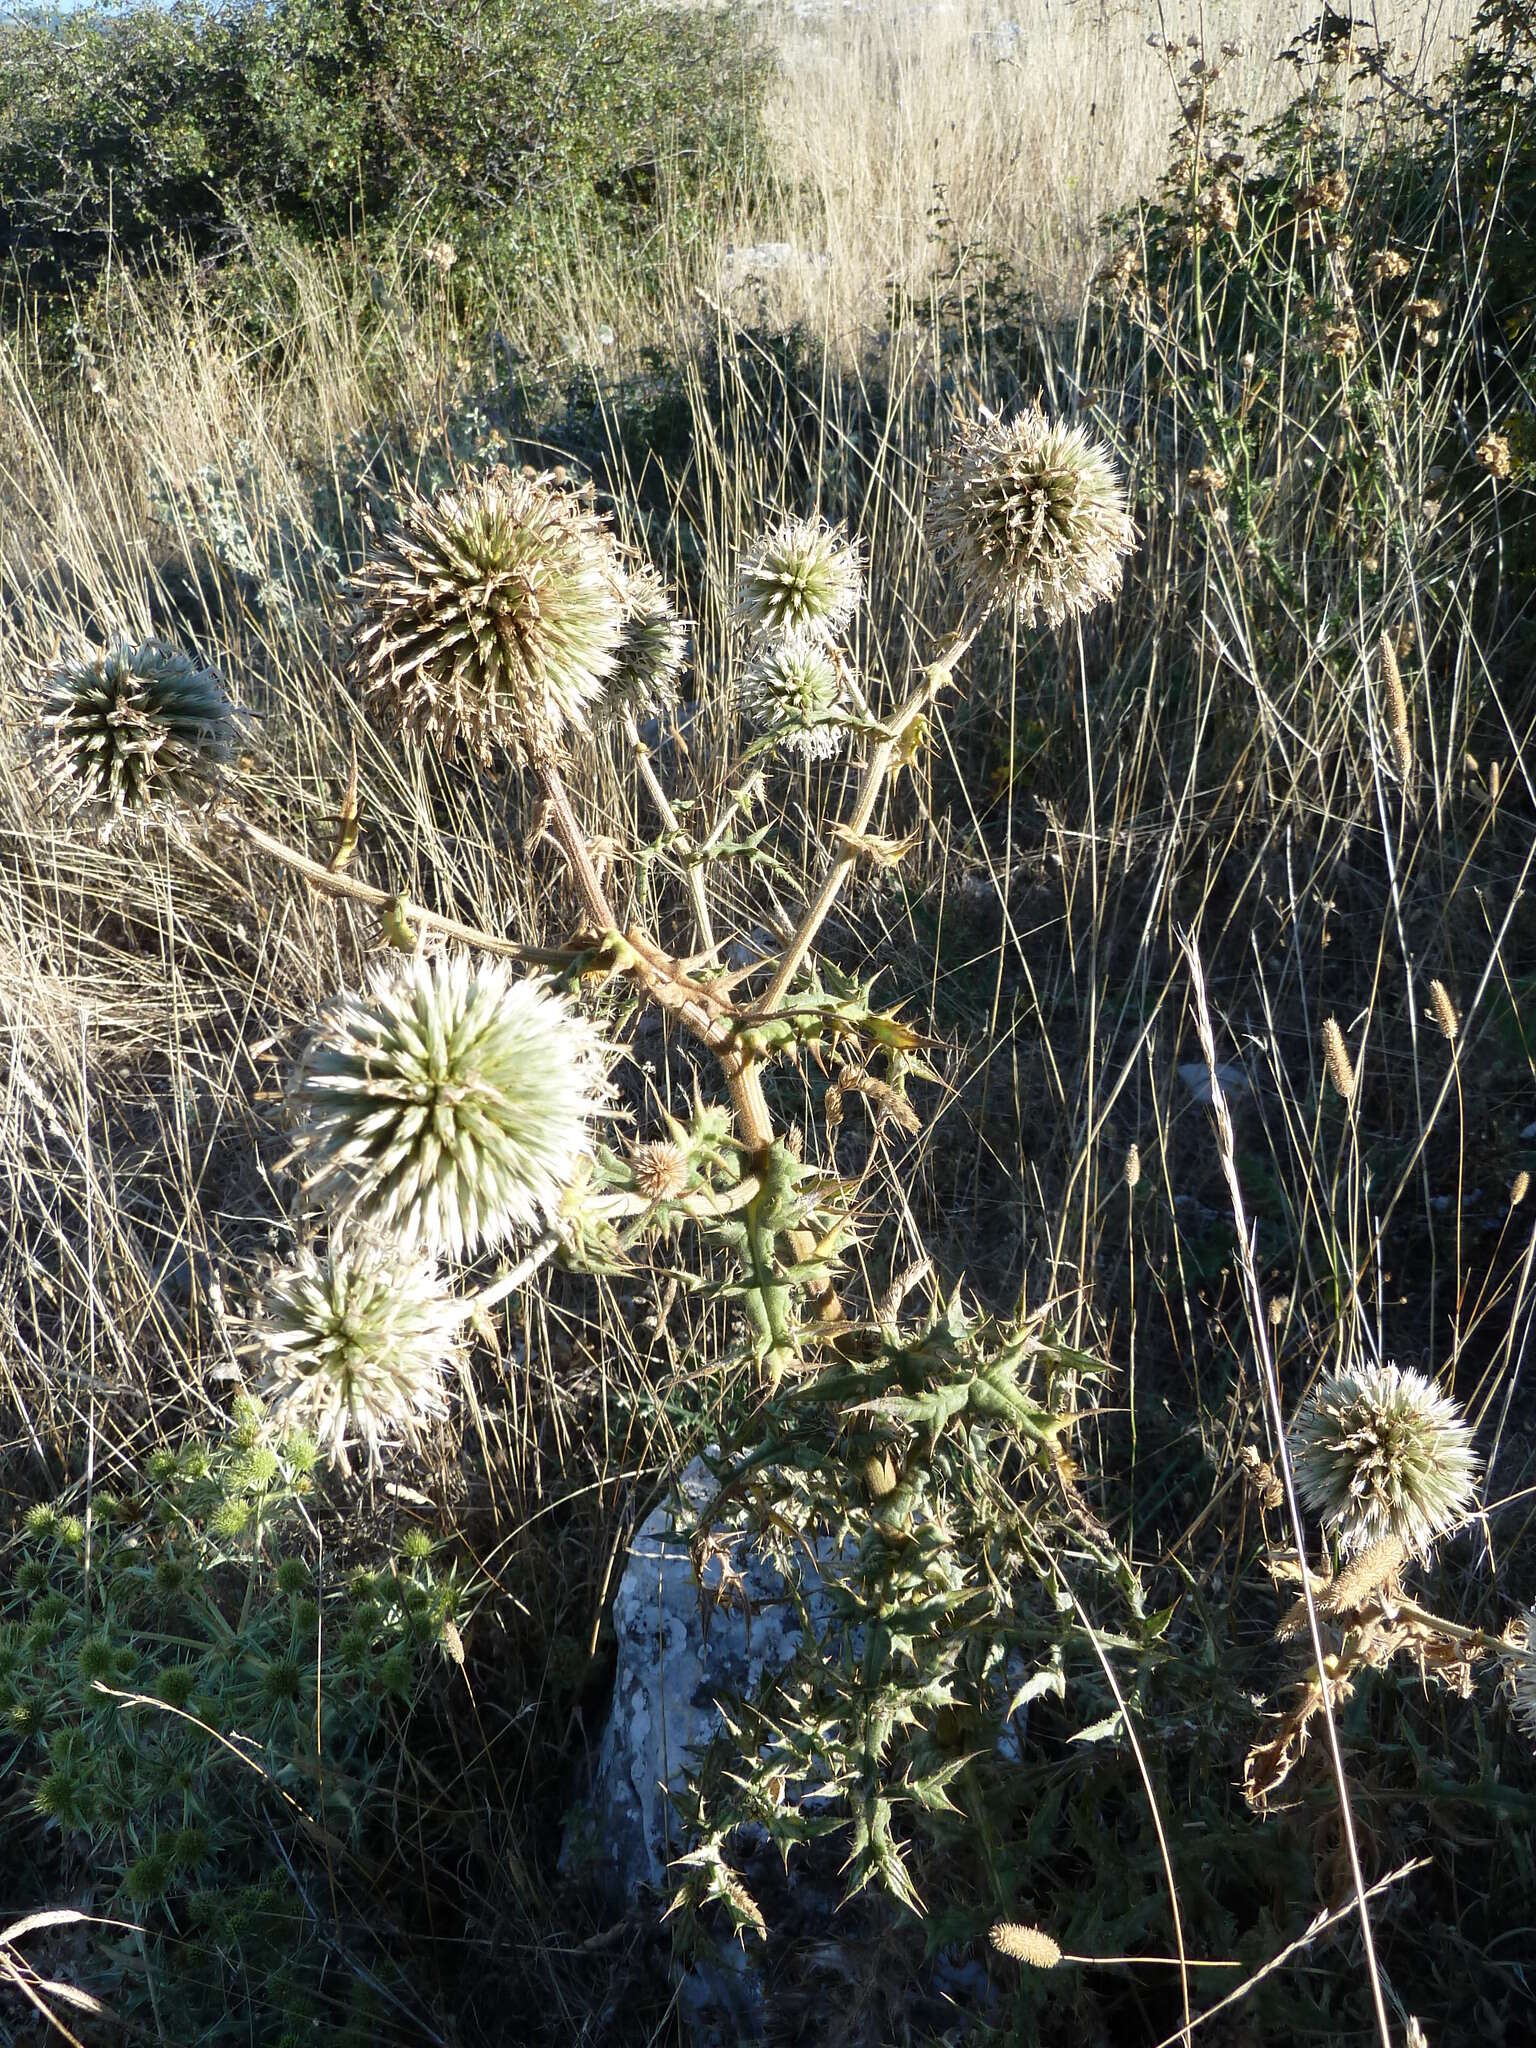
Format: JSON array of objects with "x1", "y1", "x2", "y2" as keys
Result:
[
  {"x1": 697, "y1": 0, "x2": 1480, "y2": 335},
  {"x1": 2, "y1": 1, "x2": 1535, "y2": 2040}
]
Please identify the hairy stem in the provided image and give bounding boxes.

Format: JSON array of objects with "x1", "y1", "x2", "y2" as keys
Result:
[
  {"x1": 623, "y1": 709, "x2": 718, "y2": 960},
  {"x1": 754, "y1": 633, "x2": 973, "y2": 1017},
  {"x1": 217, "y1": 810, "x2": 571, "y2": 969}
]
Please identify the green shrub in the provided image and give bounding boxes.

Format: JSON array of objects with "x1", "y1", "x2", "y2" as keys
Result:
[
  {"x1": 0, "y1": 0, "x2": 765, "y2": 341},
  {"x1": 0, "y1": 1404, "x2": 463, "y2": 2039}
]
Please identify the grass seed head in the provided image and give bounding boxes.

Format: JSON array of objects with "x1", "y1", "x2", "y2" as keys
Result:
[
  {"x1": 1321, "y1": 1016, "x2": 1357, "y2": 1103},
  {"x1": 927, "y1": 405, "x2": 1136, "y2": 626},
  {"x1": 250, "y1": 1236, "x2": 459, "y2": 1475},
  {"x1": 32, "y1": 639, "x2": 233, "y2": 841},
  {"x1": 738, "y1": 634, "x2": 851, "y2": 758},
  {"x1": 352, "y1": 468, "x2": 623, "y2": 766},
  {"x1": 989, "y1": 1923, "x2": 1062, "y2": 1969},
  {"x1": 1511, "y1": 1171, "x2": 1531, "y2": 1209},
  {"x1": 288, "y1": 950, "x2": 608, "y2": 1259},
  {"x1": 736, "y1": 514, "x2": 863, "y2": 643},
  {"x1": 1290, "y1": 1361, "x2": 1478, "y2": 1558},
  {"x1": 1428, "y1": 979, "x2": 1459, "y2": 1043}
]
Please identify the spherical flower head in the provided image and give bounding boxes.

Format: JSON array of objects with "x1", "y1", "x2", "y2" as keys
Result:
[
  {"x1": 351, "y1": 467, "x2": 624, "y2": 766},
  {"x1": 595, "y1": 564, "x2": 689, "y2": 723},
  {"x1": 1505, "y1": 1613, "x2": 1536, "y2": 1746},
  {"x1": 631, "y1": 1139, "x2": 691, "y2": 1203},
  {"x1": 287, "y1": 949, "x2": 609, "y2": 1260},
  {"x1": 1290, "y1": 1361, "x2": 1478, "y2": 1558},
  {"x1": 736, "y1": 515, "x2": 862, "y2": 644},
  {"x1": 927, "y1": 406, "x2": 1136, "y2": 626},
  {"x1": 737, "y1": 634, "x2": 851, "y2": 760},
  {"x1": 249, "y1": 1236, "x2": 459, "y2": 1475},
  {"x1": 32, "y1": 639, "x2": 232, "y2": 840}
]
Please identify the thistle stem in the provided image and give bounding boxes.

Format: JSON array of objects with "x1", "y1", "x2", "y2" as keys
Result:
[
  {"x1": 217, "y1": 810, "x2": 572, "y2": 969},
  {"x1": 754, "y1": 634, "x2": 971, "y2": 1018},
  {"x1": 622, "y1": 710, "x2": 718, "y2": 961}
]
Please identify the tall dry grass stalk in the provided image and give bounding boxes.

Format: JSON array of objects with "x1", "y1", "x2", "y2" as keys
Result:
[{"x1": 695, "y1": 0, "x2": 1479, "y2": 337}]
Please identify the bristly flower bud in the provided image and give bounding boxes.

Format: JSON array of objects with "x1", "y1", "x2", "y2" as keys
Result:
[
  {"x1": 1505, "y1": 1612, "x2": 1536, "y2": 1746},
  {"x1": 630, "y1": 1140, "x2": 691, "y2": 1203},
  {"x1": 989, "y1": 1923, "x2": 1062, "y2": 1969},
  {"x1": 32, "y1": 639, "x2": 233, "y2": 841},
  {"x1": 598, "y1": 563, "x2": 689, "y2": 722},
  {"x1": 1290, "y1": 1361, "x2": 1478, "y2": 1558},
  {"x1": 737, "y1": 634, "x2": 852, "y2": 759},
  {"x1": 927, "y1": 406, "x2": 1136, "y2": 626},
  {"x1": 250, "y1": 1235, "x2": 460, "y2": 1475},
  {"x1": 351, "y1": 468, "x2": 624, "y2": 766},
  {"x1": 288, "y1": 950, "x2": 608, "y2": 1259},
  {"x1": 736, "y1": 515, "x2": 863, "y2": 644}
]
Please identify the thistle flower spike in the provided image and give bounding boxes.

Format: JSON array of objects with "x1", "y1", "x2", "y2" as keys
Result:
[
  {"x1": 31, "y1": 639, "x2": 233, "y2": 840},
  {"x1": 249, "y1": 1235, "x2": 461, "y2": 1475},
  {"x1": 1289, "y1": 1360, "x2": 1478, "y2": 1558},
  {"x1": 927, "y1": 405, "x2": 1136, "y2": 625},
  {"x1": 287, "y1": 950, "x2": 609, "y2": 1259},
  {"x1": 351, "y1": 467, "x2": 624, "y2": 766},
  {"x1": 736, "y1": 514, "x2": 863, "y2": 644}
]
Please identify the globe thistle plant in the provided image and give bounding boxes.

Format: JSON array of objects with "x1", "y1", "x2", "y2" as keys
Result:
[
  {"x1": 737, "y1": 635, "x2": 852, "y2": 759},
  {"x1": 927, "y1": 406, "x2": 1136, "y2": 626},
  {"x1": 288, "y1": 949, "x2": 608, "y2": 1259},
  {"x1": 352, "y1": 468, "x2": 624, "y2": 766},
  {"x1": 32, "y1": 639, "x2": 233, "y2": 840},
  {"x1": 736, "y1": 515, "x2": 863, "y2": 644},
  {"x1": 250, "y1": 1235, "x2": 460, "y2": 1475},
  {"x1": 596, "y1": 564, "x2": 689, "y2": 723},
  {"x1": 1290, "y1": 1361, "x2": 1478, "y2": 1558}
]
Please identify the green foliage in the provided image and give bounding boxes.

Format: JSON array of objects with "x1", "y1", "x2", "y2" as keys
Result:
[
  {"x1": 0, "y1": 1404, "x2": 462, "y2": 2040},
  {"x1": 0, "y1": 0, "x2": 765, "y2": 338}
]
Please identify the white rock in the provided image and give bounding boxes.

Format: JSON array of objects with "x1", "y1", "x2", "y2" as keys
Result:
[
  {"x1": 1178, "y1": 1060, "x2": 1252, "y2": 1106},
  {"x1": 588, "y1": 1457, "x2": 832, "y2": 1897}
]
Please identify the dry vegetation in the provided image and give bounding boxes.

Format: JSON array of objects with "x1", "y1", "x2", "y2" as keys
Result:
[{"x1": 2, "y1": 1, "x2": 1535, "y2": 2044}]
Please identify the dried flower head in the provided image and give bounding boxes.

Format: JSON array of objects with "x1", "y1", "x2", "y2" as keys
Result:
[
  {"x1": 630, "y1": 1140, "x2": 691, "y2": 1203},
  {"x1": 1290, "y1": 1361, "x2": 1479, "y2": 1557},
  {"x1": 1297, "y1": 170, "x2": 1349, "y2": 216},
  {"x1": 1367, "y1": 248, "x2": 1412, "y2": 288},
  {"x1": 1187, "y1": 464, "x2": 1227, "y2": 507},
  {"x1": 352, "y1": 468, "x2": 623, "y2": 765},
  {"x1": 989, "y1": 1923, "x2": 1062, "y2": 1969},
  {"x1": 738, "y1": 635, "x2": 852, "y2": 759},
  {"x1": 1323, "y1": 318, "x2": 1361, "y2": 360},
  {"x1": 250, "y1": 1236, "x2": 460, "y2": 1474},
  {"x1": 288, "y1": 950, "x2": 607, "y2": 1259},
  {"x1": 1206, "y1": 180, "x2": 1240, "y2": 233},
  {"x1": 597, "y1": 564, "x2": 689, "y2": 722},
  {"x1": 927, "y1": 406, "x2": 1136, "y2": 626},
  {"x1": 736, "y1": 515, "x2": 863, "y2": 644},
  {"x1": 32, "y1": 639, "x2": 232, "y2": 840},
  {"x1": 1321, "y1": 1017, "x2": 1357, "y2": 1103},
  {"x1": 1475, "y1": 432, "x2": 1513, "y2": 480}
]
